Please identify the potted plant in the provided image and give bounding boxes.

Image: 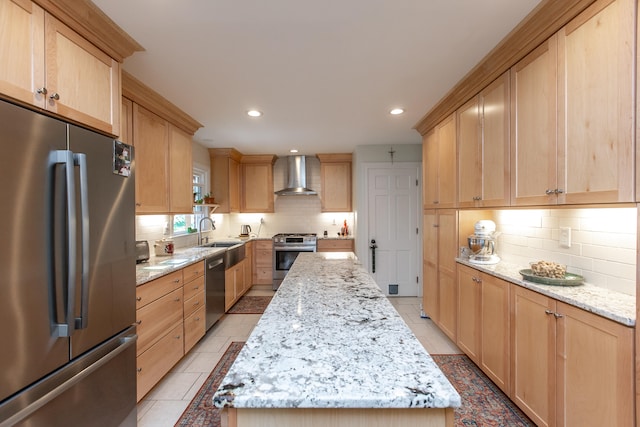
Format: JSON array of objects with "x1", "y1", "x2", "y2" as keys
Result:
[{"x1": 203, "y1": 193, "x2": 215, "y2": 204}]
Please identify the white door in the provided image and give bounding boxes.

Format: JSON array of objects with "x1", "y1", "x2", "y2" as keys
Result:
[{"x1": 367, "y1": 166, "x2": 419, "y2": 296}]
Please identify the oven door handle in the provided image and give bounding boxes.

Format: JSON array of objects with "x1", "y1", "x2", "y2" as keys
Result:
[{"x1": 274, "y1": 246, "x2": 316, "y2": 251}]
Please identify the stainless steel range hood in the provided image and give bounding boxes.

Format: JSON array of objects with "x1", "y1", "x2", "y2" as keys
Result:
[{"x1": 275, "y1": 156, "x2": 317, "y2": 196}]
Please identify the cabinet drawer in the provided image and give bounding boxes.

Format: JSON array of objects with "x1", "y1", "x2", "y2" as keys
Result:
[
  {"x1": 136, "y1": 270, "x2": 182, "y2": 309},
  {"x1": 184, "y1": 305, "x2": 206, "y2": 353},
  {"x1": 255, "y1": 250, "x2": 272, "y2": 266},
  {"x1": 183, "y1": 261, "x2": 205, "y2": 283},
  {"x1": 183, "y1": 289, "x2": 205, "y2": 318},
  {"x1": 136, "y1": 288, "x2": 183, "y2": 356},
  {"x1": 255, "y1": 267, "x2": 272, "y2": 282},
  {"x1": 317, "y1": 239, "x2": 354, "y2": 252},
  {"x1": 136, "y1": 322, "x2": 184, "y2": 402},
  {"x1": 183, "y1": 275, "x2": 204, "y2": 301}
]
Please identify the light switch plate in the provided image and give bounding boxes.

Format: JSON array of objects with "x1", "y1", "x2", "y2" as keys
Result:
[{"x1": 560, "y1": 226, "x2": 571, "y2": 248}]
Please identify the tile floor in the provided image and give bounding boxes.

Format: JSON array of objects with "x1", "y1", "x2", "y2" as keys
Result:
[{"x1": 136, "y1": 286, "x2": 461, "y2": 426}]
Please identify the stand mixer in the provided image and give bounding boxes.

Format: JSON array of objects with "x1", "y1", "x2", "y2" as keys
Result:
[{"x1": 467, "y1": 220, "x2": 500, "y2": 264}]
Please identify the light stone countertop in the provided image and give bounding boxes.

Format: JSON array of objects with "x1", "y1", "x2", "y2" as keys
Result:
[
  {"x1": 457, "y1": 258, "x2": 635, "y2": 327},
  {"x1": 213, "y1": 252, "x2": 461, "y2": 409},
  {"x1": 135, "y1": 245, "x2": 227, "y2": 286}
]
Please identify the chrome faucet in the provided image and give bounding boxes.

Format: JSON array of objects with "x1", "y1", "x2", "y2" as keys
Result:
[{"x1": 198, "y1": 217, "x2": 216, "y2": 245}]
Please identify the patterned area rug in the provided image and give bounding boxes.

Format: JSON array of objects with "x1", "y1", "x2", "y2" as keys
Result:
[
  {"x1": 174, "y1": 342, "x2": 244, "y2": 427},
  {"x1": 227, "y1": 295, "x2": 272, "y2": 314},
  {"x1": 431, "y1": 354, "x2": 536, "y2": 426},
  {"x1": 175, "y1": 344, "x2": 534, "y2": 427}
]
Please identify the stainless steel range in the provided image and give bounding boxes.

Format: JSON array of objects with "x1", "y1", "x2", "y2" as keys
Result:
[{"x1": 272, "y1": 233, "x2": 317, "y2": 290}]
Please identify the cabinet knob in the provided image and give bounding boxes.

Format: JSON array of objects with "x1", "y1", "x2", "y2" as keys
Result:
[
  {"x1": 136, "y1": 296, "x2": 142, "y2": 301},
  {"x1": 433, "y1": 200, "x2": 439, "y2": 204},
  {"x1": 553, "y1": 312, "x2": 564, "y2": 319},
  {"x1": 175, "y1": 335, "x2": 181, "y2": 339},
  {"x1": 49, "y1": 92, "x2": 60, "y2": 101},
  {"x1": 137, "y1": 368, "x2": 142, "y2": 373},
  {"x1": 555, "y1": 189, "x2": 564, "y2": 194},
  {"x1": 195, "y1": 316, "x2": 200, "y2": 321},
  {"x1": 193, "y1": 301, "x2": 199, "y2": 306},
  {"x1": 135, "y1": 202, "x2": 141, "y2": 207},
  {"x1": 175, "y1": 297, "x2": 181, "y2": 302},
  {"x1": 36, "y1": 87, "x2": 47, "y2": 95},
  {"x1": 545, "y1": 309, "x2": 554, "y2": 315},
  {"x1": 135, "y1": 320, "x2": 142, "y2": 325},
  {"x1": 173, "y1": 279, "x2": 180, "y2": 283}
]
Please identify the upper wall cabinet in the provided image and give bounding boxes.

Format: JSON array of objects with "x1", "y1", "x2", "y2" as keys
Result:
[
  {"x1": 241, "y1": 155, "x2": 277, "y2": 213},
  {"x1": 317, "y1": 153, "x2": 352, "y2": 212},
  {"x1": 458, "y1": 71, "x2": 510, "y2": 208},
  {"x1": 423, "y1": 113, "x2": 457, "y2": 209},
  {"x1": 557, "y1": 0, "x2": 634, "y2": 205},
  {"x1": 209, "y1": 148, "x2": 242, "y2": 213},
  {"x1": 123, "y1": 72, "x2": 202, "y2": 214},
  {"x1": 512, "y1": 0, "x2": 634, "y2": 206},
  {"x1": 0, "y1": 0, "x2": 121, "y2": 135}
]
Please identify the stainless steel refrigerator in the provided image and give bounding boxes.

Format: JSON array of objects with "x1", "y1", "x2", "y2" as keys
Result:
[{"x1": 0, "y1": 99, "x2": 137, "y2": 426}]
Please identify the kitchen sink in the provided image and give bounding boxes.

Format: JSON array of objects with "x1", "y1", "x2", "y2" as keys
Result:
[{"x1": 199, "y1": 241, "x2": 243, "y2": 248}]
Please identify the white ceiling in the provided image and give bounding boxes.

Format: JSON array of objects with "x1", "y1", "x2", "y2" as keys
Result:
[{"x1": 93, "y1": 0, "x2": 542, "y2": 156}]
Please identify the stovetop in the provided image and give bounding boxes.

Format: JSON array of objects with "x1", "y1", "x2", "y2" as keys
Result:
[{"x1": 273, "y1": 233, "x2": 317, "y2": 238}]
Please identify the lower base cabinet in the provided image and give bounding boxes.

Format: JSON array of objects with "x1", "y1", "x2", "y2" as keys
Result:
[
  {"x1": 184, "y1": 305, "x2": 206, "y2": 352},
  {"x1": 225, "y1": 258, "x2": 251, "y2": 311},
  {"x1": 317, "y1": 239, "x2": 354, "y2": 252},
  {"x1": 254, "y1": 240, "x2": 273, "y2": 285},
  {"x1": 136, "y1": 322, "x2": 184, "y2": 402},
  {"x1": 511, "y1": 285, "x2": 634, "y2": 427}
]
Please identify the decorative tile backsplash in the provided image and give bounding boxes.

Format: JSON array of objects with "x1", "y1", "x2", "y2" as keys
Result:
[{"x1": 493, "y1": 207, "x2": 637, "y2": 296}]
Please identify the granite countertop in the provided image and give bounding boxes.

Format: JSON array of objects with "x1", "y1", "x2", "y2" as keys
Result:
[
  {"x1": 136, "y1": 246, "x2": 226, "y2": 286},
  {"x1": 457, "y1": 258, "x2": 635, "y2": 327},
  {"x1": 213, "y1": 252, "x2": 461, "y2": 410}
]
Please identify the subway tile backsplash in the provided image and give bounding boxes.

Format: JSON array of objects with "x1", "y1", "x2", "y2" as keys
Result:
[{"x1": 494, "y1": 207, "x2": 637, "y2": 296}]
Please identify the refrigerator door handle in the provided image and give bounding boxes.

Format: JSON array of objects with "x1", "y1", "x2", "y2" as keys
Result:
[
  {"x1": 50, "y1": 150, "x2": 77, "y2": 338},
  {"x1": 73, "y1": 153, "x2": 90, "y2": 330}
]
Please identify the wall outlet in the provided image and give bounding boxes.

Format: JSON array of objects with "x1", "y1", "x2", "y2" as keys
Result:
[{"x1": 559, "y1": 226, "x2": 571, "y2": 248}]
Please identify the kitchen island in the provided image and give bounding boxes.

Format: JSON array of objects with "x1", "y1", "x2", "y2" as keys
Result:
[{"x1": 213, "y1": 252, "x2": 460, "y2": 427}]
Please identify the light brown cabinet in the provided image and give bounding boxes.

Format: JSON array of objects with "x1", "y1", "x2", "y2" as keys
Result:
[
  {"x1": 254, "y1": 240, "x2": 273, "y2": 286},
  {"x1": 422, "y1": 209, "x2": 457, "y2": 341},
  {"x1": 120, "y1": 97, "x2": 133, "y2": 144},
  {"x1": 135, "y1": 270, "x2": 184, "y2": 402},
  {"x1": 512, "y1": 0, "x2": 634, "y2": 206},
  {"x1": 317, "y1": 239, "x2": 354, "y2": 252},
  {"x1": 225, "y1": 259, "x2": 246, "y2": 311},
  {"x1": 133, "y1": 104, "x2": 169, "y2": 213},
  {"x1": 182, "y1": 261, "x2": 205, "y2": 353},
  {"x1": 511, "y1": 285, "x2": 634, "y2": 427},
  {"x1": 241, "y1": 155, "x2": 277, "y2": 213},
  {"x1": 0, "y1": 0, "x2": 121, "y2": 135},
  {"x1": 423, "y1": 114, "x2": 456, "y2": 209},
  {"x1": 168, "y1": 125, "x2": 194, "y2": 213},
  {"x1": 244, "y1": 240, "x2": 254, "y2": 289},
  {"x1": 458, "y1": 72, "x2": 510, "y2": 208},
  {"x1": 210, "y1": 148, "x2": 242, "y2": 213},
  {"x1": 457, "y1": 265, "x2": 510, "y2": 394},
  {"x1": 317, "y1": 153, "x2": 352, "y2": 212}
]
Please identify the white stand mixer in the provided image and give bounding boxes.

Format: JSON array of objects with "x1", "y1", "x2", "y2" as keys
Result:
[{"x1": 467, "y1": 220, "x2": 500, "y2": 265}]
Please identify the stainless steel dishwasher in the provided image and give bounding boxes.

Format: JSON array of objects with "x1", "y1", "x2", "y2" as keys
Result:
[{"x1": 205, "y1": 253, "x2": 226, "y2": 330}]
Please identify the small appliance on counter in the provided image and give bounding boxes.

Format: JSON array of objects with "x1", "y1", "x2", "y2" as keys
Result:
[
  {"x1": 240, "y1": 224, "x2": 251, "y2": 236},
  {"x1": 154, "y1": 239, "x2": 174, "y2": 256},
  {"x1": 467, "y1": 220, "x2": 500, "y2": 265},
  {"x1": 135, "y1": 240, "x2": 150, "y2": 263}
]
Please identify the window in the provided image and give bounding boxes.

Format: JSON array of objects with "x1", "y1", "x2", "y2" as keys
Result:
[{"x1": 172, "y1": 168, "x2": 209, "y2": 235}]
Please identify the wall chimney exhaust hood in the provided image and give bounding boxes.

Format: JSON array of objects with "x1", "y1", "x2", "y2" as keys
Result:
[{"x1": 275, "y1": 156, "x2": 317, "y2": 196}]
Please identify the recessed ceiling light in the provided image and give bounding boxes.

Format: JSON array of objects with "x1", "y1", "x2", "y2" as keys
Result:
[
  {"x1": 290, "y1": 149, "x2": 298, "y2": 153},
  {"x1": 247, "y1": 110, "x2": 263, "y2": 117},
  {"x1": 390, "y1": 108, "x2": 405, "y2": 115}
]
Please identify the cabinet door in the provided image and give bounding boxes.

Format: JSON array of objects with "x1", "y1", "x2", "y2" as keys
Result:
[
  {"x1": 511, "y1": 286, "x2": 555, "y2": 427},
  {"x1": 229, "y1": 157, "x2": 240, "y2": 213},
  {"x1": 557, "y1": 0, "x2": 634, "y2": 204},
  {"x1": 244, "y1": 241, "x2": 253, "y2": 290},
  {"x1": 45, "y1": 13, "x2": 120, "y2": 135},
  {"x1": 456, "y1": 265, "x2": 481, "y2": 363},
  {"x1": 436, "y1": 114, "x2": 457, "y2": 208},
  {"x1": 480, "y1": 273, "x2": 510, "y2": 394},
  {"x1": 480, "y1": 71, "x2": 510, "y2": 207},
  {"x1": 320, "y1": 161, "x2": 352, "y2": 212},
  {"x1": 457, "y1": 97, "x2": 481, "y2": 208},
  {"x1": 437, "y1": 210, "x2": 457, "y2": 341},
  {"x1": 168, "y1": 125, "x2": 193, "y2": 213},
  {"x1": 422, "y1": 211, "x2": 438, "y2": 320},
  {"x1": 136, "y1": 287, "x2": 183, "y2": 356},
  {"x1": 510, "y1": 36, "x2": 558, "y2": 206},
  {"x1": 556, "y1": 301, "x2": 634, "y2": 427},
  {"x1": 120, "y1": 97, "x2": 133, "y2": 144},
  {"x1": 133, "y1": 104, "x2": 169, "y2": 213},
  {"x1": 422, "y1": 129, "x2": 438, "y2": 209},
  {"x1": 224, "y1": 267, "x2": 236, "y2": 311},
  {"x1": 184, "y1": 306, "x2": 205, "y2": 354},
  {"x1": 254, "y1": 241, "x2": 273, "y2": 285},
  {"x1": 242, "y1": 162, "x2": 275, "y2": 212},
  {"x1": 0, "y1": 0, "x2": 45, "y2": 107}
]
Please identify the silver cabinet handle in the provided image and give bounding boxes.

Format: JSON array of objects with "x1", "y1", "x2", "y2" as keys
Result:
[
  {"x1": 49, "y1": 92, "x2": 60, "y2": 101},
  {"x1": 554, "y1": 312, "x2": 564, "y2": 319},
  {"x1": 36, "y1": 87, "x2": 47, "y2": 95},
  {"x1": 545, "y1": 309, "x2": 554, "y2": 315},
  {"x1": 545, "y1": 189, "x2": 555, "y2": 195}
]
